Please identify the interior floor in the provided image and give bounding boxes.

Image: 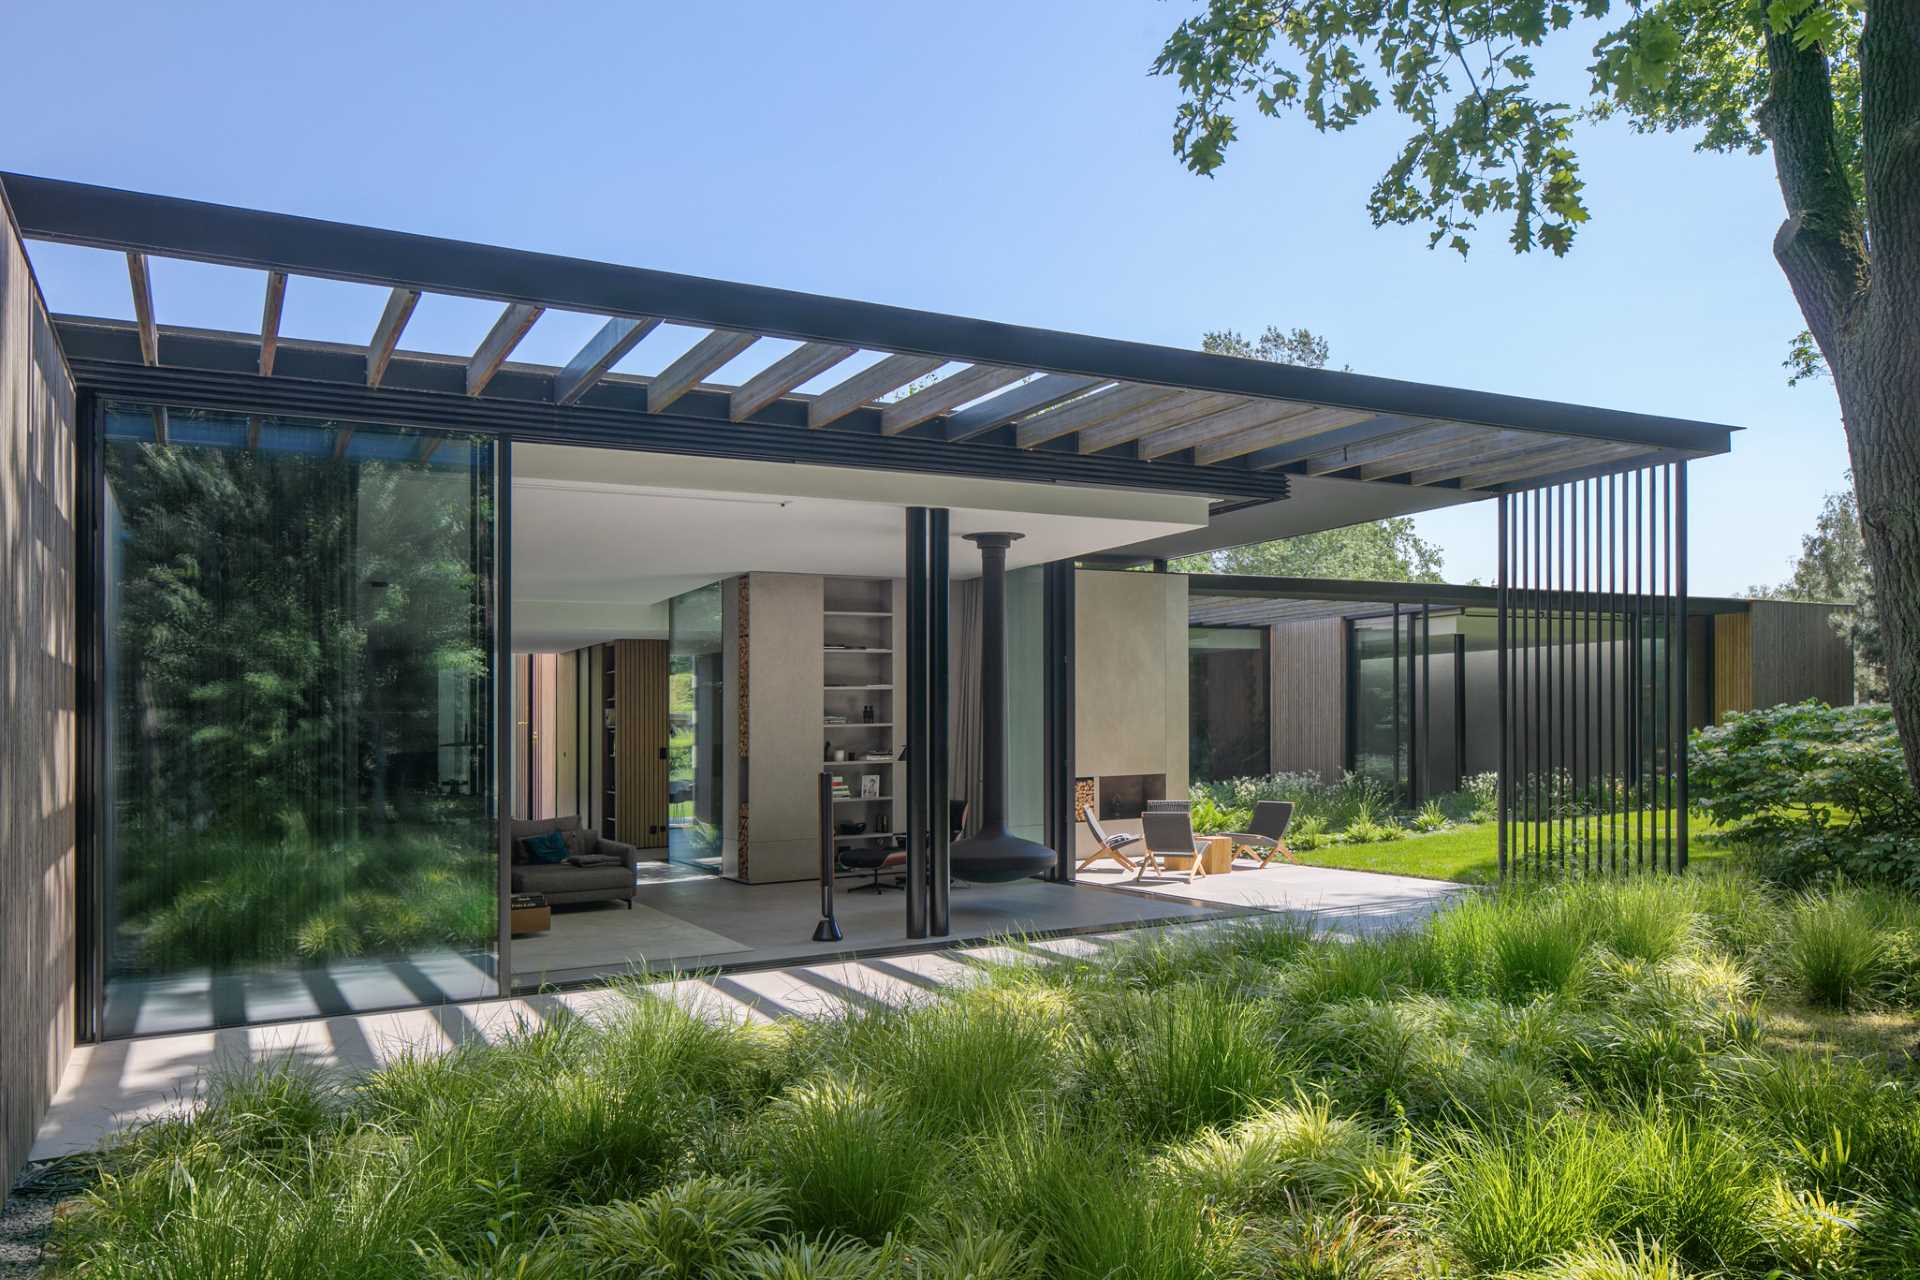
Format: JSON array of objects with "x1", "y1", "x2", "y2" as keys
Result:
[{"x1": 505, "y1": 872, "x2": 1229, "y2": 989}]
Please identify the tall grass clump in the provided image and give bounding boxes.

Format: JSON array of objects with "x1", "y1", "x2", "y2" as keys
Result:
[
  {"x1": 750, "y1": 1078, "x2": 927, "y2": 1242},
  {"x1": 567, "y1": 1175, "x2": 786, "y2": 1279},
  {"x1": 1085, "y1": 981, "x2": 1291, "y2": 1139},
  {"x1": 1779, "y1": 886, "x2": 1889, "y2": 1009},
  {"x1": 1157, "y1": 1094, "x2": 1424, "y2": 1215},
  {"x1": 1436, "y1": 1114, "x2": 1630, "y2": 1272}
]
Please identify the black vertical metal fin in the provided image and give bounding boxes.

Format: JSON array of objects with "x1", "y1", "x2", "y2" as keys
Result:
[
  {"x1": 1497, "y1": 493, "x2": 1510, "y2": 880},
  {"x1": 1676, "y1": 462, "x2": 1690, "y2": 871}
]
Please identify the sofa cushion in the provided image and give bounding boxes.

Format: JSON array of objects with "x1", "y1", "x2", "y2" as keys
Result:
[
  {"x1": 561, "y1": 828, "x2": 599, "y2": 859},
  {"x1": 508, "y1": 814, "x2": 583, "y2": 864},
  {"x1": 522, "y1": 831, "x2": 572, "y2": 864},
  {"x1": 513, "y1": 863, "x2": 633, "y2": 895}
]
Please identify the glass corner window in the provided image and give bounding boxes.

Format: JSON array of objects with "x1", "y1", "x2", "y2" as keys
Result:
[{"x1": 99, "y1": 404, "x2": 499, "y2": 1036}]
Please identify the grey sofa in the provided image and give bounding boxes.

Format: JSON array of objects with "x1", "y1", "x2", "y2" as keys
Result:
[{"x1": 508, "y1": 815, "x2": 641, "y2": 907}]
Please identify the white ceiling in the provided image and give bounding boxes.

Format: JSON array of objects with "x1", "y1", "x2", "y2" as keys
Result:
[{"x1": 512, "y1": 444, "x2": 1209, "y2": 650}]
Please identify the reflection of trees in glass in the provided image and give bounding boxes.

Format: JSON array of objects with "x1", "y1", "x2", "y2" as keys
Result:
[{"x1": 106, "y1": 424, "x2": 494, "y2": 973}]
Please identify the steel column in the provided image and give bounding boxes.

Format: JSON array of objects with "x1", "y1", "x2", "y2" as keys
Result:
[
  {"x1": 928, "y1": 508, "x2": 951, "y2": 936},
  {"x1": 904, "y1": 507, "x2": 930, "y2": 938},
  {"x1": 1043, "y1": 559, "x2": 1078, "y2": 882}
]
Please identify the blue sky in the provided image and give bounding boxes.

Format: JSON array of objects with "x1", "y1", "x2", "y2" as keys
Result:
[{"x1": 5, "y1": 1, "x2": 1848, "y2": 595}]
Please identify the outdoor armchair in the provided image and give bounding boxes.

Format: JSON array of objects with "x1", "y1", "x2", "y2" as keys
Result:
[
  {"x1": 1223, "y1": 800, "x2": 1296, "y2": 868},
  {"x1": 1136, "y1": 809, "x2": 1213, "y2": 881},
  {"x1": 1078, "y1": 806, "x2": 1142, "y2": 872}
]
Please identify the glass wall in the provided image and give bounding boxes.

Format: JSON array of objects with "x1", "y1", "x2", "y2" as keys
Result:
[
  {"x1": 1349, "y1": 614, "x2": 1409, "y2": 796},
  {"x1": 100, "y1": 403, "x2": 497, "y2": 1036},
  {"x1": 1189, "y1": 626, "x2": 1269, "y2": 784},
  {"x1": 667, "y1": 582, "x2": 725, "y2": 865}
]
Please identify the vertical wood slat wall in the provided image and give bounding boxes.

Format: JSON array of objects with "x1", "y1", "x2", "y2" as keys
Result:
[
  {"x1": 614, "y1": 639, "x2": 669, "y2": 849},
  {"x1": 1, "y1": 193, "x2": 77, "y2": 1206}
]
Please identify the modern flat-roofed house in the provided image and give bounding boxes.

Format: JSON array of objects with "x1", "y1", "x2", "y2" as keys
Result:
[{"x1": 2, "y1": 173, "x2": 1735, "y2": 1193}]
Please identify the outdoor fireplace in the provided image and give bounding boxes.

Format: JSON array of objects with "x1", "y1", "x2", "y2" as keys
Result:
[{"x1": 1097, "y1": 772, "x2": 1167, "y2": 821}]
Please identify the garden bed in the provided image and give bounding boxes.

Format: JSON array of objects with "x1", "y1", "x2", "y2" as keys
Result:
[{"x1": 34, "y1": 875, "x2": 1920, "y2": 1278}]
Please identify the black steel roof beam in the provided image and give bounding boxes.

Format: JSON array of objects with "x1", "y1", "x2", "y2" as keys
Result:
[{"x1": 4, "y1": 172, "x2": 1736, "y2": 455}]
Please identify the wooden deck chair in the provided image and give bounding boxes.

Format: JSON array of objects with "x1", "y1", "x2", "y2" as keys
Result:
[
  {"x1": 1136, "y1": 809, "x2": 1212, "y2": 881},
  {"x1": 1224, "y1": 800, "x2": 1296, "y2": 867},
  {"x1": 1078, "y1": 806, "x2": 1141, "y2": 872}
]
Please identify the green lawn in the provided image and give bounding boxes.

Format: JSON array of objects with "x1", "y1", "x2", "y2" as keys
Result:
[
  {"x1": 46, "y1": 875, "x2": 1920, "y2": 1278},
  {"x1": 1294, "y1": 812, "x2": 1732, "y2": 884}
]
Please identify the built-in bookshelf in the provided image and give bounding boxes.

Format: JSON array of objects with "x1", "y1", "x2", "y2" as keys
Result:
[{"x1": 822, "y1": 577, "x2": 898, "y2": 843}]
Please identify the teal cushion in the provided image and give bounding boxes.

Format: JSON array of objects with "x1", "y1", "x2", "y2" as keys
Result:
[{"x1": 523, "y1": 831, "x2": 571, "y2": 864}]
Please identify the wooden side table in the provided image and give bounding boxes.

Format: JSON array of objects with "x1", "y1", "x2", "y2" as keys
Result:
[
  {"x1": 1198, "y1": 835, "x2": 1235, "y2": 875},
  {"x1": 510, "y1": 899, "x2": 551, "y2": 935}
]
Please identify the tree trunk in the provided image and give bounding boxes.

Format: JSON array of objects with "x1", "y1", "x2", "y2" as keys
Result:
[{"x1": 1765, "y1": 1, "x2": 1920, "y2": 790}]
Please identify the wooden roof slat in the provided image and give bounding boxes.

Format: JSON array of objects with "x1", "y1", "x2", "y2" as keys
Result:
[
  {"x1": 1014, "y1": 383, "x2": 1169, "y2": 448},
  {"x1": 879, "y1": 363, "x2": 1031, "y2": 436},
  {"x1": 1409, "y1": 435, "x2": 1578, "y2": 486},
  {"x1": 649, "y1": 328, "x2": 759, "y2": 414},
  {"x1": 125, "y1": 252, "x2": 157, "y2": 366},
  {"x1": 1139, "y1": 399, "x2": 1315, "y2": 461},
  {"x1": 1458, "y1": 441, "x2": 1647, "y2": 491},
  {"x1": 554, "y1": 316, "x2": 662, "y2": 405},
  {"x1": 1297, "y1": 421, "x2": 1468, "y2": 475},
  {"x1": 729, "y1": 341, "x2": 857, "y2": 421},
  {"x1": 1194, "y1": 406, "x2": 1382, "y2": 466},
  {"x1": 466, "y1": 302, "x2": 544, "y2": 396},
  {"x1": 366, "y1": 287, "x2": 420, "y2": 387},
  {"x1": 1077, "y1": 391, "x2": 1244, "y2": 454},
  {"x1": 259, "y1": 270, "x2": 286, "y2": 376},
  {"x1": 808, "y1": 353, "x2": 945, "y2": 428},
  {"x1": 1351, "y1": 427, "x2": 1537, "y2": 480},
  {"x1": 944, "y1": 372, "x2": 1103, "y2": 441}
]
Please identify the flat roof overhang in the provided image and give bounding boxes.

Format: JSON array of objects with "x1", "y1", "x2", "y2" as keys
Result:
[
  {"x1": 5, "y1": 172, "x2": 1737, "y2": 523},
  {"x1": 1180, "y1": 572, "x2": 1761, "y2": 623}
]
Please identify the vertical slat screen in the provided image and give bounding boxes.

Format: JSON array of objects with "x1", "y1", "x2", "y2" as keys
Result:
[
  {"x1": 1498, "y1": 462, "x2": 1689, "y2": 877},
  {"x1": 614, "y1": 639, "x2": 669, "y2": 849}
]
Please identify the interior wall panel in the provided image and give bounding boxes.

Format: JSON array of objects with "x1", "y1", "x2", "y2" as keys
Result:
[
  {"x1": 614, "y1": 639, "x2": 669, "y2": 849},
  {"x1": 1268, "y1": 617, "x2": 1346, "y2": 782}
]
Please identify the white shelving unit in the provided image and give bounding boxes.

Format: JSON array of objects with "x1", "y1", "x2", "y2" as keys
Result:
[{"x1": 822, "y1": 577, "x2": 898, "y2": 843}]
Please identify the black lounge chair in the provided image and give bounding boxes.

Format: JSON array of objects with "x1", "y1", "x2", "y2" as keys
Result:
[
  {"x1": 1136, "y1": 809, "x2": 1213, "y2": 881},
  {"x1": 1224, "y1": 800, "x2": 1296, "y2": 867},
  {"x1": 1078, "y1": 806, "x2": 1142, "y2": 872}
]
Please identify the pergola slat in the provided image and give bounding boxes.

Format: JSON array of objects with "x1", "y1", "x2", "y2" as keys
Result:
[
  {"x1": 1138, "y1": 399, "x2": 1314, "y2": 461},
  {"x1": 555, "y1": 316, "x2": 662, "y2": 405},
  {"x1": 1194, "y1": 405, "x2": 1380, "y2": 466},
  {"x1": 1459, "y1": 441, "x2": 1646, "y2": 490},
  {"x1": 259, "y1": 271, "x2": 286, "y2": 376},
  {"x1": 126, "y1": 252, "x2": 157, "y2": 366},
  {"x1": 808, "y1": 353, "x2": 944, "y2": 428},
  {"x1": 1351, "y1": 426, "x2": 1531, "y2": 480},
  {"x1": 730, "y1": 341, "x2": 857, "y2": 421},
  {"x1": 1299, "y1": 421, "x2": 1478, "y2": 475},
  {"x1": 1013, "y1": 383, "x2": 1170, "y2": 449},
  {"x1": 366, "y1": 287, "x2": 420, "y2": 387},
  {"x1": 649, "y1": 328, "x2": 759, "y2": 414},
  {"x1": 879, "y1": 363, "x2": 1031, "y2": 436},
  {"x1": 1409, "y1": 435, "x2": 1577, "y2": 486},
  {"x1": 1078, "y1": 391, "x2": 1245, "y2": 454},
  {"x1": 945, "y1": 373, "x2": 1103, "y2": 442},
  {"x1": 466, "y1": 302, "x2": 544, "y2": 396}
]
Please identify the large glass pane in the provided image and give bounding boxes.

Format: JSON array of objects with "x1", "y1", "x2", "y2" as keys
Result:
[
  {"x1": 101, "y1": 403, "x2": 497, "y2": 1036},
  {"x1": 1349, "y1": 615, "x2": 1408, "y2": 798},
  {"x1": 667, "y1": 582, "x2": 724, "y2": 867},
  {"x1": 1188, "y1": 626, "x2": 1269, "y2": 784}
]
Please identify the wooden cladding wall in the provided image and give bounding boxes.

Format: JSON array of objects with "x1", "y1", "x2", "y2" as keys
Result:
[
  {"x1": 1750, "y1": 601, "x2": 1854, "y2": 709},
  {"x1": 1269, "y1": 618, "x2": 1346, "y2": 782},
  {"x1": 614, "y1": 639, "x2": 669, "y2": 849},
  {"x1": 1, "y1": 192, "x2": 77, "y2": 1204},
  {"x1": 1712, "y1": 613, "x2": 1753, "y2": 720}
]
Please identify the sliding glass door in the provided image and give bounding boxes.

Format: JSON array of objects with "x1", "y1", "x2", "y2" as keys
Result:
[{"x1": 97, "y1": 403, "x2": 499, "y2": 1036}]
